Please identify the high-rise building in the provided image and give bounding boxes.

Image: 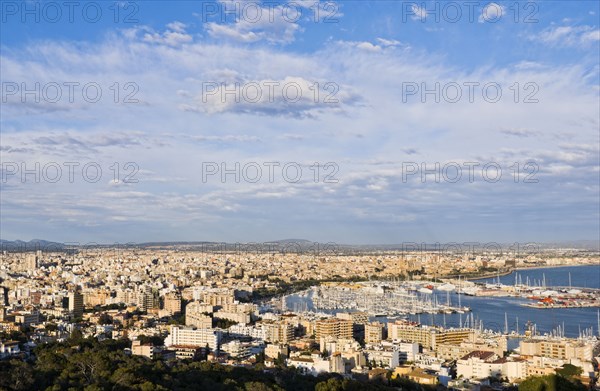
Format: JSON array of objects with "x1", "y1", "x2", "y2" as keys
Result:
[
  {"x1": 389, "y1": 322, "x2": 473, "y2": 350},
  {"x1": 262, "y1": 321, "x2": 294, "y2": 343},
  {"x1": 316, "y1": 318, "x2": 353, "y2": 342},
  {"x1": 336, "y1": 312, "x2": 369, "y2": 325},
  {"x1": 68, "y1": 291, "x2": 84, "y2": 319},
  {"x1": 24, "y1": 253, "x2": 38, "y2": 272},
  {"x1": 365, "y1": 322, "x2": 384, "y2": 344},
  {"x1": 163, "y1": 292, "x2": 182, "y2": 316},
  {"x1": 139, "y1": 286, "x2": 159, "y2": 311},
  {"x1": 0, "y1": 287, "x2": 8, "y2": 306}
]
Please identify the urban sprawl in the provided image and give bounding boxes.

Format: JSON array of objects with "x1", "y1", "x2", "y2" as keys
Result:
[{"x1": 0, "y1": 245, "x2": 599, "y2": 390}]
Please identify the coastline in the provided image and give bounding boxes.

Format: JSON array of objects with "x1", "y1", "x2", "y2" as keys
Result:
[
  {"x1": 466, "y1": 269, "x2": 513, "y2": 281},
  {"x1": 512, "y1": 263, "x2": 598, "y2": 271},
  {"x1": 467, "y1": 263, "x2": 599, "y2": 282}
]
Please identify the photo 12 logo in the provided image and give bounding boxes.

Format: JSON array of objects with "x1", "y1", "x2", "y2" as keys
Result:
[
  {"x1": 202, "y1": 162, "x2": 340, "y2": 184},
  {"x1": 201, "y1": 81, "x2": 340, "y2": 105},
  {"x1": 199, "y1": 1, "x2": 340, "y2": 24},
  {"x1": 1, "y1": 162, "x2": 140, "y2": 184},
  {"x1": 1, "y1": 82, "x2": 140, "y2": 104},
  {"x1": 1, "y1": 1, "x2": 139, "y2": 24},
  {"x1": 401, "y1": 162, "x2": 539, "y2": 183},
  {"x1": 402, "y1": 81, "x2": 539, "y2": 103},
  {"x1": 401, "y1": 1, "x2": 538, "y2": 24}
]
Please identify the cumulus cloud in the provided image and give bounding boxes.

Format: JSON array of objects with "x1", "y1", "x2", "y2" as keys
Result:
[
  {"x1": 205, "y1": 2, "x2": 302, "y2": 44},
  {"x1": 181, "y1": 76, "x2": 362, "y2": 118}
]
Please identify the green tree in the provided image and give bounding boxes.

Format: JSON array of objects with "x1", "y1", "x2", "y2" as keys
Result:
[
  {"x1": 97, "y1": 313, "x2": 113, "y2": 325},
  {"x1": 68, "y1": 328, "x2": 84, "y2": 345},
  {"x1": 137, "y1": 334, "x2": 165, "y2": 346},
  {"x1": 0, "y1": 338, "x2": 428, "y2": 391},
  {"x1": 244, "y1": 381, "x2": 278, "y2": 390},
  {"x1": 519, "y1": 374, "x2": 587, "y2": 391},
  {"x1": 315, "y1": 377, "x2": 345, "y2": 391},
  {"x1": 0, "y1": 360, "x2": 34, "y2": 390},
  {"x1": 557, "y1": 364, "x2": 583, "y2": 379}
]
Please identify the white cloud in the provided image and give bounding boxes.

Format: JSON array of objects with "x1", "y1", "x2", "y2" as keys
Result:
[
  {"x1": 166, "y1": 21, "x2": 188, "y2": 33},
  {"x1": 202, "y1": 0, "x2": 341, "y2": 43},
  {"x1": 581, "y1": 29, "x2": 600, "y2": 43},
  {"x1": 142, "y1": 22, "x2": 193, "y2": 46},
  {"x1": 533, "y1": 25, "x2": 600, "y2": 47},
  {"x1": 479, "y1": 3, "x2": 505, "y2": 23},
  {"x1": 499, "y1": 128, "x2": 541, "y2": 138},
  {"x1": 411, "y1": 4, "x2": 427, "y2": 21},
  {"x1": 355, "y1": 42, "x2": 382, "y2": 52},
  {"x1": 513, "y1": 61, "x2": 544, "y2": 70},
  {"x1": 341, "y1": 38, "x2": 405, "y2": 53},
  {"x1": 205, "y1": 2, "x2": 303, "y2": 44},
  {"x1": 376, "y1": 38, "x2": 401, "y2": 47},
  {"x1": 205, "y1": 23, "x2": 264, "y2": 42},
  {"x1": 190, "y1": 135, "x2": 261, "y2": 143},
  {"x1": 182, "y1": 76, "x2": 361, "y2": 117},
  {"x1": 1, "y1": 15, "x2": 598, "y2": 242}
]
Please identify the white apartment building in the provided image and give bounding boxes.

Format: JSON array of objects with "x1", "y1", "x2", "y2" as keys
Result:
[
  {"x1": 364, "y1": 347, "x2": 400, "y2": 368},
  {"x1": 214, "y1": 311, "x2": 250, "y2": 325},
  {"x1": 456, "y1": 351, "x2": 500, "y2": 379},
  {"x1": 265, "y1": 343, "x2": 288, "y2": 359},
  {"x1": 288, "y1": 354, "x2": 345, "y2": 376},
  {"x1": 221, "y1": 340, "x2": 252, "y2": 359},
  {"x1": 458, "y1": 355, "x2": 529, "y2": 382},
  {"x1": 228, "y1": 324, "x2": 268, "y2": 340},
  {"x1": 520, "y1": 338, "x2": 596, "y2": 362},
  {"x1": 321, "y1": 337, "x2": 362, "y2": 354},
  {"x1": 164, "y1": 326, "x2": 222, "y2": 351},
  {"x1": 0, "y1": 340, "x2": 20, "y2": 359},
  {"x1": 397, "y1": 342, "x2": 420, "y2": 362}
]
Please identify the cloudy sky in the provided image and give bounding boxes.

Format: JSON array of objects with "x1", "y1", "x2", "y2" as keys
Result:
[{"x1": 1, "y1": 0, "x2": 599, "y2": 245}]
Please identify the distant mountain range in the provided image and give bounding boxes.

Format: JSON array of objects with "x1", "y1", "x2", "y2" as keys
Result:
[
  {"x1": 0, "y1": 238, "x2": 598, "y2": 252},
  {"x1": 0, "y1": 239, "x2": 66, "y2": 251}
]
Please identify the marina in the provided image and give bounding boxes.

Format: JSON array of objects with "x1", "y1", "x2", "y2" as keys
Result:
[
  {"x1": 283, "y1": 265, "x2": 600, "y2": 338},
  {"x1": 307, "y1": 280, "x2": 470, "y2": 316}
]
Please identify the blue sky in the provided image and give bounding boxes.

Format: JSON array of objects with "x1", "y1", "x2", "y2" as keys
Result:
[{"x1": 1, "y1": 0, "x2": 599, "y2": 244}]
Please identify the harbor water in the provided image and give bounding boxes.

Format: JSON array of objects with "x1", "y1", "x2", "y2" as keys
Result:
[{"x1": 285, "y1": 265, "x2": 600, "y2": 338}]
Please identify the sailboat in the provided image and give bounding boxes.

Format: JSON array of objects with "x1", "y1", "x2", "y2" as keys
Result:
[
  {"x1": 437, "y1": 283, "x2": 456, "y2": 291},
  {"x1": 418, "y1": 286, "x2": 433, "y2": 294}
]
